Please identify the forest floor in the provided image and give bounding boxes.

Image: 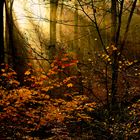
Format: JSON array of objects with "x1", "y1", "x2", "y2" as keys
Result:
[
  {"x1": 0, "y1": 86, "x2": 139, "y2": 140},
  {"x1": 0, "y1": 62, "x2": 140, "y2": 140}
]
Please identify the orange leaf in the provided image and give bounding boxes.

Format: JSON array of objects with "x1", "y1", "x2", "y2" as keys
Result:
[
  {"x1": 24, "y1": 70, "x2": 31, "y2": 75},
  {"x1": 67, "y1": 83, "x2": 73, "y2": 87}
]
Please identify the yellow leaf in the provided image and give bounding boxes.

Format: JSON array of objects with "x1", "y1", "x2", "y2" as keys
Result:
[
  {"x1": 41, "y1": 87, "x2": 49, "y2": 92},
  {"x1": 2, "y1": 73, "x2": 7, "y2": 76},
  {"x1": 107, "y1": 58, "x2": 111, "y2": 62},
  {"x1": 106, "y1": 46, "x2": 109, "y2": 50},
  {"x1": 1, "y1": 69, "x2": 5, "y2": 72},
  {"x1": 24, "y1": 70, "x2": 31, "y2": 75},
  {"x1": 101, "y1": 54, "x2": 105, "y2": 58},
  {"x1": 67, "y1": 83, "x2": 73, "y2": 87},
  {"x1": 104, "y1": 55, "x2": 109, "y2": 60},
  {"x1": 111, "y1": 45, "x2": 117, "y2": 51},
  {"x1": 40, "y1": 75, "x2": 47, "y2": 79},
  {"x1": 134, "y1": 60, "x2": 138, "y2": 63},
  {"x1": 87, "y1": 107, "x2": 94, "y2": 112},
  {"x1": 51, "y1": 63, "x2": 54, "y2": 67}
]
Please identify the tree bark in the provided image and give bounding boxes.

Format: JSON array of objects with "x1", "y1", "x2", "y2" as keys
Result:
[
  {"x1": 74, "y1": 0, "x2": 78, "y2": 50},
  {"x1": 111, "y1": 0, "x2": 118, "y2": 108},
  {"x1": 0, "y1": 0, "x2": 5, "y2": 65},
  {"x1": 5, "y1": 0, "x2": 15, "y2": 64},
  {"x1": 110, "y1": 0, "x2": 137, "y2": 110},
  {"x1": 49, "y1": 0, "x2": 58, "y2": 61}
]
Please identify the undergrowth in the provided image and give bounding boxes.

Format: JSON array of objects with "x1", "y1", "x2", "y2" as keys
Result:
[{"x1": 0, "y1": 52, "x2": 140, "y2": 139}]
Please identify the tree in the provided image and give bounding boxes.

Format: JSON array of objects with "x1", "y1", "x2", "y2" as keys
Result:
[
  {"x1": 110, "y1": 0, "x2": 137, "y2": 109},
  {"x1": 74, "y1": 0, "x2": 78, "y2": 50},
  {"x1": 49, "y1": 0, "x2": 58, "y2": 61},
  {"x1": 5, "y1": 0, "x2": 15, "y2": 64},
  {"x1": 77, "y1": 0, "x2": 138, "y2": 110},
  {"x1": 0, "y1": 0, "x2": 5, "y2": 66}
]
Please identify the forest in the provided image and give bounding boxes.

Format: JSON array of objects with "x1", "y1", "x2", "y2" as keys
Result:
[{"x1": 0, "y1": 0, "x2": 140, "y2": 139}]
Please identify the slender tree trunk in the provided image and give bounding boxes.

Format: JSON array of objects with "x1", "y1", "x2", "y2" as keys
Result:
[
  {"x1": 5, "y1": 0, "x2": 15, "y2": 65},
  {"x1": 49, "y1": 0, "x2": 58, "y2": 61},
  {"x1": 110, "y1": 0, "x2": 137, "y2": 109},
  {"x1": 74, "y1": 0, "x2": 83, "y2": 93},
  {"x1": 0, "y1": 0, "x2": 5, "y2": 66},
  {"x1": 59, "y1": 0, "x2": 64, "y2": 43},
  {"x1": 74, "y1": 0, "x2": 78, "y2": 50},
  {"x1": 111, "y1": 0, "x2": 118, "y2": 109}
]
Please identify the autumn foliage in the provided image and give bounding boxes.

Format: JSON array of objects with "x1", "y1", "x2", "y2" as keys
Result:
[
  {"x1": 0, "y1": 48, "x2": 140, "y2": 139},
  {"x1": 0, "y1": 53, "x2": 97, "y2": 139}
]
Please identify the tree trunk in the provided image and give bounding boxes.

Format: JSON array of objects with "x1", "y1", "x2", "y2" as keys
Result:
[
  {"x1": 74, "y1": 0, "x2": 78, "y2": 50},
  {"x1": 111, "y1": 0, "x2": 118, "y2": 109},
  {"x1": 0, "y1": 0, "x2": 5, "y2": 66},
  {"x1": 74, "y1": 0, "x2": 83, "y2": 93},
  {"x1": 59, "y1": 0, "x2": 64, "y2": 43},
  {"x1": 5, "y1": 0, "x2": 26, "y2": 84},
  {"x1": 5, "y1": 0, "x2": 15, "y2": 65},
  {"x1": 49, "y1": 0, "x2": 58, "y2": 61}
]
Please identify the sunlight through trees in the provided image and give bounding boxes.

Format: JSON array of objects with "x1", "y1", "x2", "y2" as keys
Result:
[{"x1": 0, "y1": 0, "x2": 140, "y2": 139}]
